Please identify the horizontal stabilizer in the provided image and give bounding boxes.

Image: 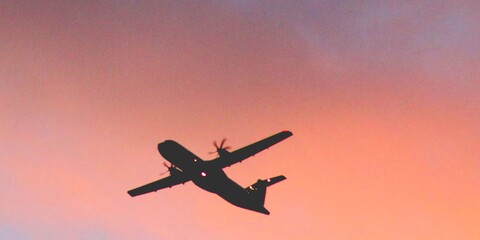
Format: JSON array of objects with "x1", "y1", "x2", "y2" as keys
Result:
[
  {"x1": 264, "y1": 175, "x2": 286, "y2": 186},
  {"x1": 246, "y1": 175, "x2": 286, "y2": 207}
]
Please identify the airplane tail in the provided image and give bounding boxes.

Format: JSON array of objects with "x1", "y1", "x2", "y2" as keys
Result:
[{"x1": 246, "y1": 175, "x2": 286, "y2": 207}]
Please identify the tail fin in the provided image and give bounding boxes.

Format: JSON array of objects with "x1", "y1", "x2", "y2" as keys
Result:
[{"x1": 245, "y1": 175, "x2": 286, "y2": 206}]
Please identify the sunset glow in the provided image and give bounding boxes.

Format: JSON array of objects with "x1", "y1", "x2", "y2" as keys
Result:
[{"x1": 1, "y1": 1, "x2": 479, "y2": 239}]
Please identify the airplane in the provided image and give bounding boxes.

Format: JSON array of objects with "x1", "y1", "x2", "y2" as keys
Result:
[{"x1": 127, "y1": 130, "x2": 293, "y2": 215}]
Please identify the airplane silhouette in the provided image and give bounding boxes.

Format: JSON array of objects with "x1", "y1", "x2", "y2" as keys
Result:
[{"x1": 127, "y1": 130, "x2": 293, "y2": 215}]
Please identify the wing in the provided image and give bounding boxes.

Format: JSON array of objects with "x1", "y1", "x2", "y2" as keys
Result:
[
  {"x1": 210, "y1": 130, "x2": 293, "y2": 169},
  {"x1": 127, "y1": 174, "x2": 190, "y2": 197}
]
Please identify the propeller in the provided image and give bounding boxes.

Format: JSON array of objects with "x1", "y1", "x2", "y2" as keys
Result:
[
  {"x1": 209, "y1": 138, "x2": 232, "y2": 156},
  {"x1": 160, "y1": 162, "x2": 177, "y2": 176}
]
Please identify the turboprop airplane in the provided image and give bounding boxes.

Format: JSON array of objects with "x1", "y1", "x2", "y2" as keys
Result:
[{"x1": 127, "y1": 130, "x2": 292, "y2": 215}]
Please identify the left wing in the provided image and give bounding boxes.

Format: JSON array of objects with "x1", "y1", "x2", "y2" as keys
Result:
[
  {"x1": 127, "y1": 174, "x2": 190, "y2": 197},
  {"x1": 209, "y1": 130, "x2": 293, "y2": 169}
]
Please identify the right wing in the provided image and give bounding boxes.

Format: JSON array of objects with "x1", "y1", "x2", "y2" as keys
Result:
[
  {"x1": 209, "y1": 130, "x2": 293, "y2": 169},
  {"x1": 127, "y1": 174, "x2": 190, "y2": 197}
]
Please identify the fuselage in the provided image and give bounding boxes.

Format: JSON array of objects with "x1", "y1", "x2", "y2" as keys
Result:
[{"x1": 158, "y1": 140, "x2": 268, "y2": 214}]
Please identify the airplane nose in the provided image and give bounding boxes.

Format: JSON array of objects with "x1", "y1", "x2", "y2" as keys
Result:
[
  {"x1": 158, "y1": 141, "x2": 167, "y2": 151},
  {"x1": 158, "y1": 140, "x2": 175, "y2": 153}
]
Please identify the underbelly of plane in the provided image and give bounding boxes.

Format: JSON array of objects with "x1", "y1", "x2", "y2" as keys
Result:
[
  {"x1": 192, "y1": 170, "x2": 265, "y2": 213},
  {"x1": 192, "y1": 170, "x2": 242, "y2": 194}
]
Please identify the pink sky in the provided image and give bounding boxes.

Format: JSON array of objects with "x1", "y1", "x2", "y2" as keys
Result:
[{"x1": 1, "y1": 1, "x2": 479, "y2": 239}]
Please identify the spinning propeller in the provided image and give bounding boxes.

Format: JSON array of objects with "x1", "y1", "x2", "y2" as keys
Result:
[
  {"x1": 160, "y1": 162, "x2": 178, "y2": 176},
  {"x1": 209, "y1": 138, "x2": 232, "y2": 156}
]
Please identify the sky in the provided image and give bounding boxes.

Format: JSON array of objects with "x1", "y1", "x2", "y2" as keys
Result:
[{"x1": 1, "y1": 1, "x2": 479, "y2": 239}]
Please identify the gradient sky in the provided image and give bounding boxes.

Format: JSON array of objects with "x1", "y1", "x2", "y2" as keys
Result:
[{"x1": 1, "y1": 1, "x2": 479, "y2": 239}]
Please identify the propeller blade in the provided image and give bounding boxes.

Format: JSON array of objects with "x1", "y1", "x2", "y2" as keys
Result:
[
  {"x1": 220, "y1": 138, "x2": 227, "y2": 148},
  {"x1": 213, "y1": 140, "x2": 219, "y2": 149},
  {"x1": 163, "y1": 162, "x2": 170, "y2": 168},
  {"x1": 159, "y1": 169, "x2": 169, "y2": 176}
]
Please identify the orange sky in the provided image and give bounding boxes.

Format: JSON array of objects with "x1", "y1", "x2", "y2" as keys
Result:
[{"x1": 1, "y1": 1, "x2": 479, "y2": 239}]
